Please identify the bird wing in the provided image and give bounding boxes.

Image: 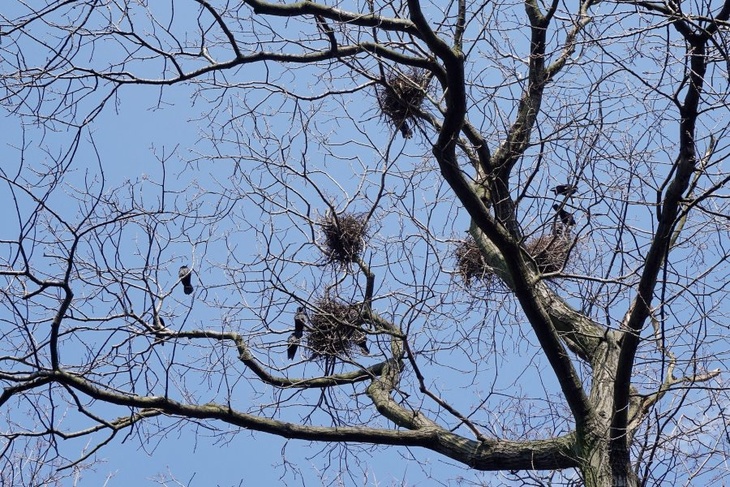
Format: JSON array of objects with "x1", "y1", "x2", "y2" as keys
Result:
[{"x1": 294, "y1": 312, "x2": 306, "y2": 337}]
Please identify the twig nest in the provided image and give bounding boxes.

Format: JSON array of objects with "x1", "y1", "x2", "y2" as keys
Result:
[
  {"x1": 524, "y1": 233, "x2": 572, "y2": 274},
  {"x1": 377, "y1": 69, "x2": 430, "y2": 139},
  {"x1": 320, "y1": 212, "x2": 368, "y2": 264},
  {"x1": 455, "y1": 237, "x2": 495, "y2": 287},
  {"x1": 307, "y1": 298, "x2": 367, "y2": 360}
]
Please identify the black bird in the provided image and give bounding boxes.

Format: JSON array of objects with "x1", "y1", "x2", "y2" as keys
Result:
[
  {"x1": 287, "y1": 334, "x2": 301, "y2": 360},
  {"x1": 552, "y1": 184, "x2": 577, "y2": 199},
  {"x1": 294, "y1": 307, "x2": 306, "y2": 338},
  {"x1": 155, "y1": 316, "x2": 166, "y2": 329},
  {"x1": 399, "y1": 121, "x2": 413, "y2": 139},
  {"x1": 151, "y1": 315, "x2": 168, "y2": 346},
  {"x1": 179, "y1": 265, "x2": 194, "y2": 295},
  {"x1": 288, "y1": 306, "x2": 307, "y2": 360},
  {"x1": 553, "y1": 204, "x2": 576, "y2": 226}
]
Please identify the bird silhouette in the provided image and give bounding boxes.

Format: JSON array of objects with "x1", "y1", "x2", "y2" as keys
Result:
[
  {"x1": 294, "y1": 307, "x2": 306, "y2": 337},
  {"x1": 552, "y1": 184, "x2": 577, "y2": 199},
  {"x1": 287, "y1": 334, "x2": 301, "y2": 360},
  {"x1": 288, "y1": 306, "x2": 307, "y2": 360},
  {"x1": 399, "y1": 121, "x2": 413, "y2": 139},
  {"x1": 155, "y1": 316, "x2": 166, "y2": 329},
  {"x1": 151, "y1": 315, "x2": 168, "y2": 346},
  {"x1": 178, "y1": 265, "x2": 194, "y2": 295},
  {"x1": 553, "y1": 204, "x2": 576, "y2": 226}
]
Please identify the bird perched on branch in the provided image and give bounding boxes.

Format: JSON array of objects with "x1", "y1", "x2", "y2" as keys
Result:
[
  {"x1": 294, "y1": 306, "x2": 306, "y2": 336},
  {"x1": 287, "y1": 306, "x2": 307, "y2": 360},
  {"x1": 287, "y1": 334, "x2": 301, "y2": 360},
  {"x1": 552, "y1": 184, "x2": 577, "y2": 199},
  {"x1": 150, "y1": 314, "x2": 168, "y2": 346},
  {"x1": 178, "y1": 265, "x2": 194, "y2": 295},
  {"x1": 154, "y1": 316, "x2": 166, "y2": 329},
  {"x1": 553, "y1": 204, "x2": 576, "y2": 226}
]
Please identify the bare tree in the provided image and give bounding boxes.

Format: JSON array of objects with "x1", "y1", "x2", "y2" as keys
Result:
[{"x1": 2, "y1": 0, "x2": 730, "y2": 485}]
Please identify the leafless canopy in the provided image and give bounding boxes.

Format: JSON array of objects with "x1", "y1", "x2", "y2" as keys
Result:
[{"x1": 2, "y1": 0, "x2": 730, "y2": 486}]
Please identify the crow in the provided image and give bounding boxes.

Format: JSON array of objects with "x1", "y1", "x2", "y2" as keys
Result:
[
  {"x1": 287, "y1": 334, "x2": 301, "y2": 360},
  {"x1": 288, "y1": 306, "x2": 307, "y2": 360},
  {"x1": 179, "y1": 265, "x2": 194, "y2": 295},
  {"x1": 155, "y1": 316, "x2": 166, "y2": 329},
  {"x1": 553, "y1": 204, "x2": 576, "y2": 226},
  {"x1": 151, "y1": 315, "x2": 168, "y2": 346},
  {"x1": 294, "y1": 306, "x2": 306, "y2": 338},
  {"x1": 399, "y1": 121, "x2": 413, "y2": 139},
  {"x1": 552, "y1": 184, "x2": 577, "y2": 199}
]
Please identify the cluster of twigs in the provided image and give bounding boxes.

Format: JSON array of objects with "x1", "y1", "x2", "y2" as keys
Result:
[
  {"x1": 320, "y1": 212, "x2": 368, "y2": 265},
  {"x1": 377, "y1": 69, "x2": 430, "y2": 139},
  {"x1": 524, "y1": 233, "x2": 572, "y2": 274},
  {"x1": 455, "y1": 237, "x2": 495, "y2": 287},
  {"x1": 306, "y1": 297, "x2": 368, "y2": 361},
  {"x1": 455, "y1": 230, "x2": 574, "y2": 287}
]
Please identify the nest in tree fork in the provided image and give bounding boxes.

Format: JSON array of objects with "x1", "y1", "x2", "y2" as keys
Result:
[
  {"x1": 306, "y1": 298, "x2": 367, "y2": 360},
  {"x1": 320, "y1": 212, "x2": 368, "y2": 264},
  {"x1": 377, "y1": 69, "x2": 430, "y2": 139},
  {"x1": 455, "y1": 237, "x2": 496, "y2": 287},
  {"x1": 524, "y1": 233, "x2": 572, "y2": 274}
]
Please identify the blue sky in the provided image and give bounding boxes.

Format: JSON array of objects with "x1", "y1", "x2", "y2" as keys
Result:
[
  {"x1": 0, "y1": 41, "x2": 520, "y2": 487},
  {"x1": 3, "y1": 1, "x2": 730, "y2": 486}
]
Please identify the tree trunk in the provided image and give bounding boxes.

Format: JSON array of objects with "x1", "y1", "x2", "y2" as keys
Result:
[
  {"x1": 577, "y1": 337, "x2": 639, "y2": 487},
  {"x1": 578, "y1": 438, "x2": 638, "y2": 487}
]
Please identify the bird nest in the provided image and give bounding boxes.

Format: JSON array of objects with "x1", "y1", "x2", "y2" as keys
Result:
[
  {"x1": 455, "y1": 237, "x2": 496, "y2": 287},
  {"x1": 377, "y1": 69, "x2": 430, "y2": 138},
  {"x1": 524, "y1": 233, "x2": 572, "y2": 274},
  {"x1": 320, "y1": 212, "x2": 368, "y2": 264},
  {"x1": 307, "y1": 298, "x2": 367, "y2": 360}
]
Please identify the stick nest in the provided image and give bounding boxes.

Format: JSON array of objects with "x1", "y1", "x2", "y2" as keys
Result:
[
  {"x1": 455, "y1": 237, "x2": 495, "y2": 287},
  {"x1": 377, "y1": 69, "x2": 430, "y2": 138},
  {"x1": 524, "y1": 233, "x2": 572, "y2": 274},
  {"x1": 306, "y1": 298, "x2": 367, "y2": 360},
  {"x1": 320, "y1": 212, "x2": 368, "y2": 264}
]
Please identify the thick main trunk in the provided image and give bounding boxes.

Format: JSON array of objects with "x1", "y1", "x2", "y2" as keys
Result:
[
  {"x1": 581, "y1": 440, "x2": 613, "y2": 487},
  {"x1": 578, "y1": 336, "x2": 639, "y2": 487},
  {"x1": 579, "y1": 438, "x2": 638, "y2": 487}
]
